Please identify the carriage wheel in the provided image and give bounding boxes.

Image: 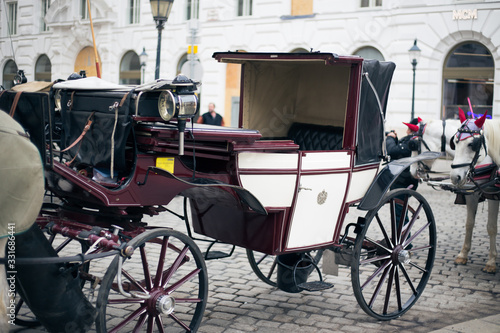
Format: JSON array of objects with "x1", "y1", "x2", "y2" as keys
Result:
[
  {"x1": 351, "y1": 188, "x2": 436, "y2": 320},
  {"x1": 246, "y1": 249, "x2": 324, "y2": 287},
  {"x1": 12, "y1": 232, "x2": 90, "y2": 327},
  {"x1": 95, "y1": 228, "x2": 208, "y2": 333}
]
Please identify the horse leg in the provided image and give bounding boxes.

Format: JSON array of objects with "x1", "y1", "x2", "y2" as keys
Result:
[
  {"x1": 455, "y1": 194, "x2": 479, "y2": 265},
  {"x1": 482, "y1": 200, "x2": 498, "y2": 274}
]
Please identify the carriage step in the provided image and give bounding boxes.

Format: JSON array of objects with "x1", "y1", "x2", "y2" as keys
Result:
[
  {"x1": 205, "y1": 250, "x2": 232, "y2": 260},
  {"x1": 204, "y1": 243, "x2": 235, "y2": 260},
  {"x1": 297, "y1": 281, "x2": 334, "y2": 292}
]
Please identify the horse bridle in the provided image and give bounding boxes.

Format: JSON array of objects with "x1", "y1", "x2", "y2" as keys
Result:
[{"x1": 450, "y1": 121, "x2": 487, "y2": 171}]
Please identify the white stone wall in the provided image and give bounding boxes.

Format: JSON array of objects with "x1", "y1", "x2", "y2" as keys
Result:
[{"x1": 0, "y1": 0, "x2": 499, "y2": 131}]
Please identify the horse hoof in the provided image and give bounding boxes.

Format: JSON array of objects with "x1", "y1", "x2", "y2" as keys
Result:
[
  {"x1": 454, "y1": 257, "x2": 467, "y2": 265},
  {"x1": 481, "y1": 265, "x2": 496, "y2": 274}
]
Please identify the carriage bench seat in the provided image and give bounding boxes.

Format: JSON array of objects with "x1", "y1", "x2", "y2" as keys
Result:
[{"x1": 287, "y1": 122, "x2": 344, "y2": 151}]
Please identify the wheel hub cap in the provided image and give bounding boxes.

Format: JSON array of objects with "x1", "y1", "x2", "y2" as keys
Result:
[
  {"x1": 398, "y1": 250, "x2": 411, "y2": 264},
  {"x1": 156, "y1": 295, "x2": 175, "y2": 315}
]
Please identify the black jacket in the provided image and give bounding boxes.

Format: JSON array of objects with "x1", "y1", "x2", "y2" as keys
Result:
[{"x1": 386, "y1": 135, "x2": 419, "y2": 190}]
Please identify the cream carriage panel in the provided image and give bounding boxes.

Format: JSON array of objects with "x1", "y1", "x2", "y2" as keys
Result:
[
  {"x1": 345, "y1": 168, "x2": 378, "y2": 202},
  {"x1": 287, "y1": 173, "x2": 349, "y2": 248},
  {"x1": 238, "y1": 152, "x2": 299, "y2": 207},
  {"x1": 301, "y1": 151, "x2": 350, "y2": 170},
  {"x1": 238, "y1": 152, "x2": 298, "y2": 169}
]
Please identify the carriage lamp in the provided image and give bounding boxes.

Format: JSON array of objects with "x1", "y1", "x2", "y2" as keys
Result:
[
  {"x1": 408, "y1": 39, "x2": 421, "y2": 121},
  {"x1": 150, "y1": 0, "x2": 175, "y2": 80},
  {"x1": 158, "y1": 75, "x2": 199, "y2": 156},
  {"x1": 158, "y1": 90, "x2": 198, "y2": 121}
]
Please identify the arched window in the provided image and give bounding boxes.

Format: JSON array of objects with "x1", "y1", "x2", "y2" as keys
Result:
[
  {"x1": 443, "y1": 42, "x2": 494, "y2": 119},
  {"x1": 290, "y1": 48, "x2": 309, "y2": 53},
  {"x1": 75, "y1": 46, "x2": 101, "y2": 77},
  {"x1": 119, "y1": 51, "x2": 140, "y2": 85},
  {"x1": 35, "y1": 55, "x2": 52, "y2": 82},
  {"x1": 354, "y1": 46, "x2": 385, "y2": 61},
  {"x1": 2, "y1": 60, "x2": 18, "y2": 90}
]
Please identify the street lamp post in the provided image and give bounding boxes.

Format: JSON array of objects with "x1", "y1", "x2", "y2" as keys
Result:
[
  {"x1": 139, "y1": 47, "x2": 148, "y2": 84},
  {"x1": 150, "y1": 0, "x2": 174, "y2": 80},
  {"x1": 408, "y1": 39, "x2": 421, "y2": 121}
]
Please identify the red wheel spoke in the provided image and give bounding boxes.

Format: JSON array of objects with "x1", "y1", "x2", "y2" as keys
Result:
[
  {"x1": 401, "y1": 202, "x2": 423, "y2": 243},
  {"x1": 375, "y1": 214, "x2": 394, "y2": 249},
  {"x1": 361, "y1": 259, "x2": 391, "y2": 290},
  {"x1": 267, "y1": 260, "x2": 278, "y2": 280},
  {"x1": 364, "y1": 236, "x2": 393, "y2": 253},
  {"x1": 154, "y1": 236, "x2": 170, "y2": 288},
  {"x1": 109, "y1": 305, "x2": 147, "y2": 333},
  {"x1": 360, "y1": 253, "x2": 391, "y2": 266},
  {"x1": 132, "y1": 312, "x2": 148, "y2": 333},
  {"x1": 147, "y1": 314, "x2": 154, "y2": 333},
  {"x1": 368, "y1": 264, "x2": 391, "y2": 308},
  {"x1": 404, "y1": 222, "x2": 431, "y2": 248},
  {"x1": 394, "y1": 266, "x2": 402, "y2": 311},
  {"x1": 390, "y1": 200, "x2": 397, "y2": 246},
  {"x1": 166, "y1": 268, "x2": 201, "y2": 293},
  {"x1": 175, "y1": 297, "x2": 204, "y2": 303},
  {"x1": 408, "y1": 261, "x2": 428, "y2": 273},
  {"x1": 140, "y1": 246, "x2": 152, "y2": 290},
  {"x1": 170, "y1": 312, "x2": 191, "y2": 331},
  {"x1": 122, "y1": 269, "x2": 149, "y2": 294},
  {"x1": 255, "y1": 253, "x2": 268, "y2": 265},
  {"x1": 383, "y1": 265, "x2": 396, "y2": 314},
  {"x1": 400, "y1": 264, "x2": 418, "y2": 294},
  {"x1": 396, "y1": 196, "x2": 409, "y2": 244},
  {"x1": 408, "y1": 244, "x2": 432, "y2": 253},
  {"x1": 108, "y1": 297, "x2": 146, "y2": 304},
  {"x1": 162, "y1": 245, "x2": 190, "y2": 289},
  {"x1": 156, "y1": 315, "x2": 165, "y2": 333}
]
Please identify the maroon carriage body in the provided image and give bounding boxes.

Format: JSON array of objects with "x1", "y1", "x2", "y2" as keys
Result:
[{"x1": 7, "y1": 52, "x2": 394, "y2": 255}]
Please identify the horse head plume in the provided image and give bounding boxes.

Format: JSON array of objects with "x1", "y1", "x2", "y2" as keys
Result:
[
  {"x1": 474, "y1": 110, "x2": 487, "y2": 129},
  {"x1": 458, "y1": 107, "x2": 467, "y2": 124}
]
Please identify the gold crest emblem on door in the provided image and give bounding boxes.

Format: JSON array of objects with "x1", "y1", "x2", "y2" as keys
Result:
[{"x1": 317, "y1": 190, "x2": 328, "y2": 205}]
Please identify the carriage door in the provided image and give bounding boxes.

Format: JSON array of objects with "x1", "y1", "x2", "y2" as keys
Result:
[{"x1": 286, "y1": 152, "x2": 351, "y2": 249}]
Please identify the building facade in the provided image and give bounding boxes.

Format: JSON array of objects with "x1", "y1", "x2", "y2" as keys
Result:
[{"x1": 1, "y1": 0, "x2": 499, "y2": 129}]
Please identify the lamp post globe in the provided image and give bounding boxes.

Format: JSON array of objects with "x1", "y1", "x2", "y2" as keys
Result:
[
  {"x1": 150, "y1": 0, "x2": 174, "y2": 80},
  {"x1": 408, "y1": 39, "x2": 421, "y2": 121},
  {"x1": 139, "y1": 47, "x2": 148, "y2": 84}
]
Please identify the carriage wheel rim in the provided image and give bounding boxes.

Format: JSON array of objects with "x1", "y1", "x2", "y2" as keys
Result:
[
  {"x1": 95, "y1": 228, "x2": 208, "y2": 333},
  {"x1": 351, "y1": 189, "x2": 436, "y2": 320}
]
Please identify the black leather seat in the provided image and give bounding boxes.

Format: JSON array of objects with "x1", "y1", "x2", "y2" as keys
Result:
[{"x1": 287, "y1": 122, "x2": 343, "y2": 151}]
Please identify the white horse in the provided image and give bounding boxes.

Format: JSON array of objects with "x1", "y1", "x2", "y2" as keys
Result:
[
  {"x1": 409, "y1": 118, "x2": 460, "y2": 180},
  {"x1": 449, "y1": 109, "x2": 500, "y2": 274}
]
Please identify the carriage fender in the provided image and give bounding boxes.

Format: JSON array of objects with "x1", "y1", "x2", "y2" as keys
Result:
[
  {"x1": 147, "y1": 167, "x2": 267, "y2": 215},
  {"x1": 358, "y1": 151, "x2": 441, "y2": 211}
]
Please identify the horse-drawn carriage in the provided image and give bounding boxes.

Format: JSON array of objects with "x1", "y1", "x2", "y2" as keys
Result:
[{"x1": 1, "y1": 51, "x2": 440, "y2": 332}]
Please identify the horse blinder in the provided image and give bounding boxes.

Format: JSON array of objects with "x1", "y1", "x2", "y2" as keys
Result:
[{"x1": 471, "y1": 137, "x2": 482, "y2": 152}]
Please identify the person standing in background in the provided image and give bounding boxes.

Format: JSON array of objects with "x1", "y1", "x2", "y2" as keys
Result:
[{"x1": 197, "y1": 102, "x2": 225, "y2": 126}]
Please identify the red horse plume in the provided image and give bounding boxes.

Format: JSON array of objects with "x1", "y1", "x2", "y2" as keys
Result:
[
  {"x1": 458, "y1": 106, "x2": 487, "y2": 128},
  {"x1": 475, "y1": 111, "x2": 487, "y2": 128},
  {"x1": 458, "y1": 107, "x2": 467, "y2": 123}
]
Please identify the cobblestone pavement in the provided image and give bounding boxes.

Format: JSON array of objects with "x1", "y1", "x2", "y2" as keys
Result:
[
  {"x1": 141, "y1": 184, "x2": 499, "y2": 333},
  {"x1": 14, "y1": 164, "x2": 499, "y2": 333}
]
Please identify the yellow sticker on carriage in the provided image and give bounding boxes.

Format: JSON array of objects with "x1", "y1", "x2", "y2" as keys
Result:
[{"x1": 156, "y1": 157, "x2": 175, "y2": 173}]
